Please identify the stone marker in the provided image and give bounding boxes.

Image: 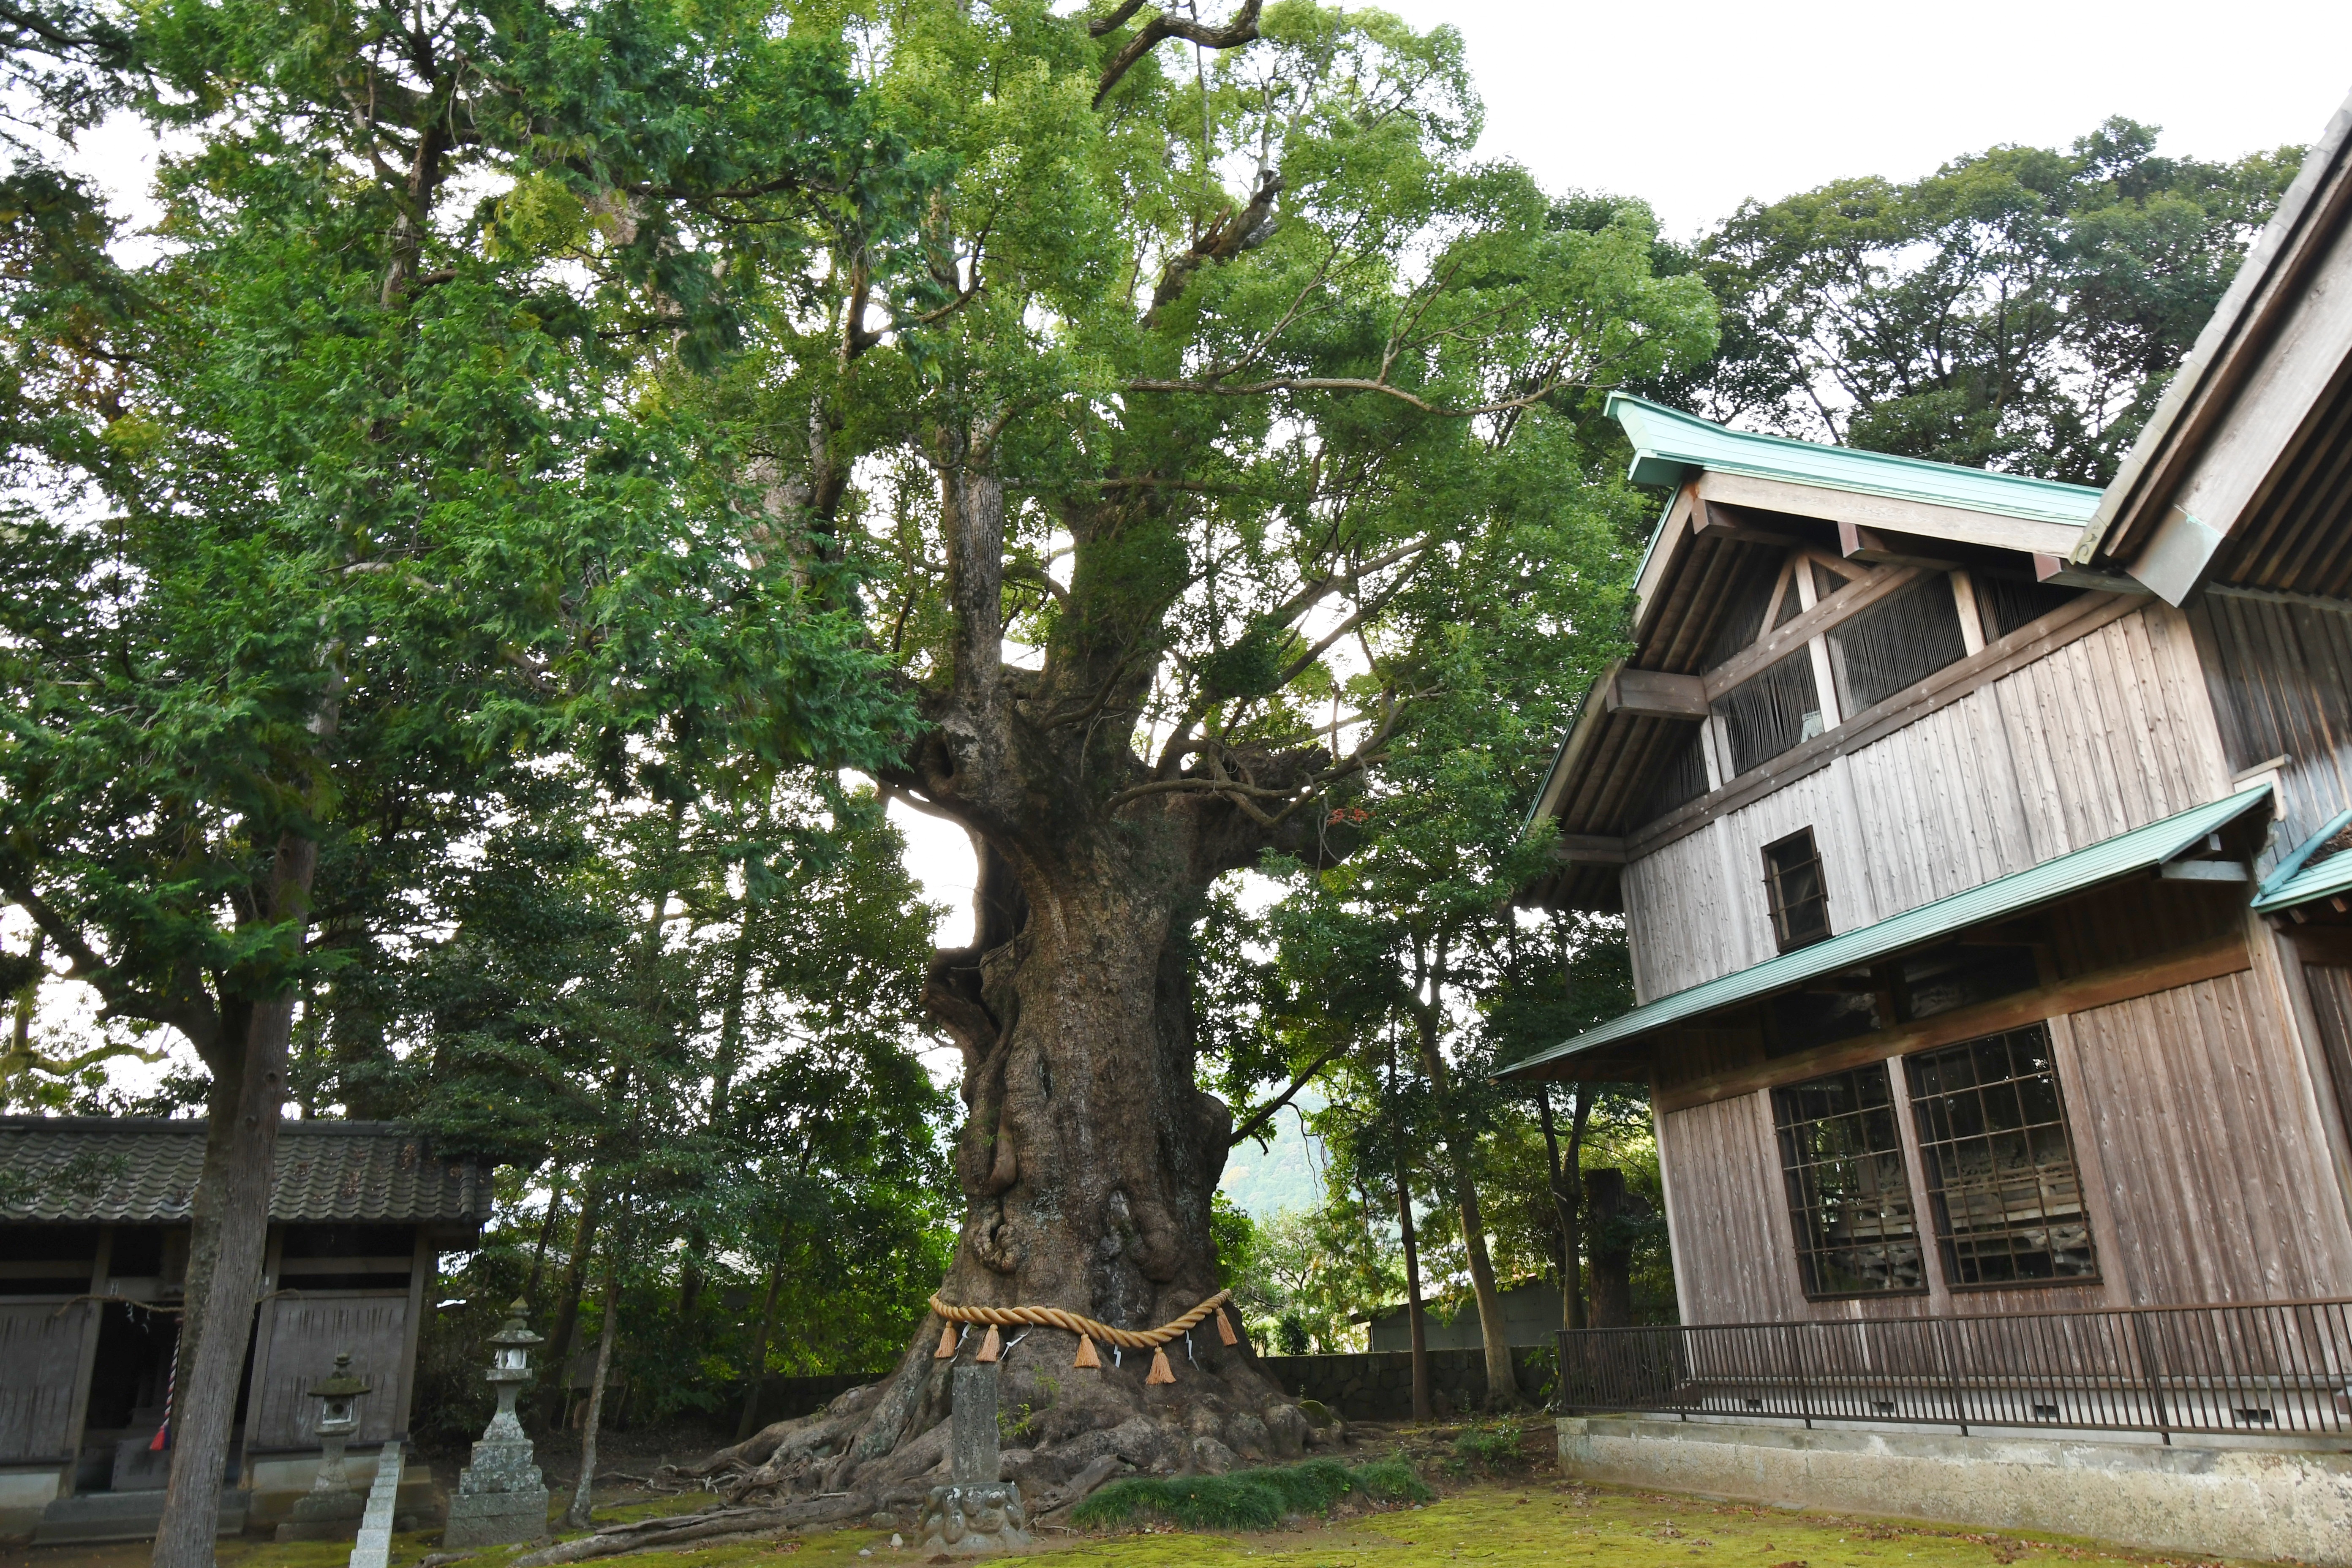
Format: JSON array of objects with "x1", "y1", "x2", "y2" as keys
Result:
[
  {"x1": 444, "y1": 1300, "x2": 553, "y2": 1548},
  {"x1": 917, "y1": 1361, "x2": 1032, "y2": 1557}
]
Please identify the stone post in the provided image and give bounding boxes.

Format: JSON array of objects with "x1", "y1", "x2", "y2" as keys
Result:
[
  {"x1": 918, "y1": 1360, "x2": 1032, "y2": 1556},
  {"x1": 951, "y1": 1364, "x2": 1001, "y2": 1484}
]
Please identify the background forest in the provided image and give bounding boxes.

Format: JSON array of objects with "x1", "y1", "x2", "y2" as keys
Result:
[{"x1": 0, "y1": 0, "x2": 2300, "y2": 1445}]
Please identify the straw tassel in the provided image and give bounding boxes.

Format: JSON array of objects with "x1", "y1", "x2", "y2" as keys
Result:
[
  {"x1": 975, "y1": 1324, "x2": 1001, "y2": 1363},
  {"x1": 1145, "y1": 1345, "x2": 1176, "y2": 1385},
  {"x1": 935, "y1": 1321, "x2": 958, "y2": 1360},
  {"x1": 1215, "y1": 1306, "x2": 1238, "y2": 1346},
  {"x1": 1072, "y1": 1334, "x2": 1101, "y2": 1370}
]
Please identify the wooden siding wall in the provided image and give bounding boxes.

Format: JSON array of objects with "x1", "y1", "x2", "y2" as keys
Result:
[
  {"x1": 1655, "y1": 1095, "x2": 1796, "y2": 1323},
  {"x1": 2061, "y1": 970, "x2": 2352, "y2": 1303},
  {"x1": 245, "y1": 1295, "x2": 409, "y2": 1450},
  {"x1": 2289, "y1": 962, "x2": 2352, "y2": 1181},
  {"x1": 1625, "y1": 604, "x2": 2228, "y2": 1001},
  {"x1": 1660, "y1": 965, "x2": 2352, "y2": 1324},
  {"x1": 2190, "y1": 592, "x2": 2352, "y2": 865},
  {"x1": 0, "y1": 1301, "x2": 95, "y2": 1462}
]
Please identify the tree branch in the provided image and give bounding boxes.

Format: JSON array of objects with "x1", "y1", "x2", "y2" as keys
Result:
[
  {"x1": 1229, "y1": 1040, "x2": 1348, "y2": 1149},
  {"x1": 1, "y1": 881, "x2": 221, "y2": 1053},
  {"x1": 1094, "y1": 0, "x2": 1263, "y2": 110},
  {"x1": 1142, "y1": 165, "x2": 1284, "y2": 327},
  {"x1": 1130, "y1": 370, "x2": 1594, "y2": 418},
  {"x1": 1087, "y1": 0, "x2": 1151, "y2": 36},
  {"x1": 1002, "y1": 560, "x2": 1069, "y2": 608}
]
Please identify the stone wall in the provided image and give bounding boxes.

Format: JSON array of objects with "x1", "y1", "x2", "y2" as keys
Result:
[
  {"x1": 1254, "y1": 1348, "x2": 1555, "y2": 1421},
  {"x1": 1558, "y1": 1415, "x2": 2352, "y2": 1566}
]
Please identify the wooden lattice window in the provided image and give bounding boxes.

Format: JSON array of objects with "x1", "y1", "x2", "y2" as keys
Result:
[
  {"x1": 1771, "y1": 1065, "x2": 1925, "y2": 1298},
  {"x1": 1827, "y1": 573, "x2": 1969, "y2": 715},
  {"x1": 1903, "y1": 1026, "x2": 2099, "y2": 1287},
  {"x1": 1715, "y1": 652, "x2": 1823, "y2": 776},
  {"x1": 1642, "y1": 727, "x2": 1712, "y2": 826},
  {"x1": 1973, "y1": 573, "x2": 2080, "y2": 641},
  {"x1": 1762, "y1": 828, "x2": 1831, "y2": 952}
]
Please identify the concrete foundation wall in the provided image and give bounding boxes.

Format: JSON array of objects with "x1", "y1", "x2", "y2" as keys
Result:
[
  {"x1": 1559, "y1": 1416, "x2": 2352, "y2": 1566},
  {"x1": 245, "y1": 1453, "x2": 437, "y2": 1529},
  {"x1": 0, "y1": 1468, "x2": 63, "y2": 1534}
]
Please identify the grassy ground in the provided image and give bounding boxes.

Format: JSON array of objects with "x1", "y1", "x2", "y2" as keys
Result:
[{"x1": 1, "y1": 1435, "x2": 2257, "y2": 1568}]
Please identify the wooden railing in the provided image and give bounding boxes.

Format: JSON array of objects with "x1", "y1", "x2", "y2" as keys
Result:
[{"x1": 1556, "y1": 1298, "x2": 2352, "y2": 1440}]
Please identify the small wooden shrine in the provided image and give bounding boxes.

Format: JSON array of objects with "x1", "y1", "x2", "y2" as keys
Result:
[{"x1": 0, "y1": 1118, "x2": 487, "y2": 1540}]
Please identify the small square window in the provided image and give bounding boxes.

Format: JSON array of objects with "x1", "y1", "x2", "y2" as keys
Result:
[{"x1": 1762, "y1": 829, "x2": 1832, "y2": 952}]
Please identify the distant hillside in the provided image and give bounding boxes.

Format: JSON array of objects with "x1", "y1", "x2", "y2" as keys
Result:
[{"x1": 1217, "y1": 1090, "x2": 1327, "y2": 1218}]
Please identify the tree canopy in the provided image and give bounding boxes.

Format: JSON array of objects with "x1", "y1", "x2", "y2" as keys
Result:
[{"x1": 1674, "y1": 117, "x2": 2300, "y2": 483}]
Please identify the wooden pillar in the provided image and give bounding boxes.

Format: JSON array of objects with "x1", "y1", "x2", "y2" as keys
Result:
[
  {"x1": 1883, "y1": 1051, "x2": 1952, "y2": 1317},
  {"x1": 58, "y1": 1225, "x2": 114, "y2": 1497},
  {"x1": 234, "y1": 1224, "x2": 284, "y2": 1494},
  {"x1": 392, "y1": 1228, "x2": 432, "y2": 1438}
]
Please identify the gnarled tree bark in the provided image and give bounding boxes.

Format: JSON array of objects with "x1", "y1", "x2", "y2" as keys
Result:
[{"x1": 684, "y1": 442, "x2": 1343, "y2": 1508}]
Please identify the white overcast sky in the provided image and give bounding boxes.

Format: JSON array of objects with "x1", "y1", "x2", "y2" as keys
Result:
[{"x1": 1377, "y1": 0, "x2": 2352, "y2": 238}]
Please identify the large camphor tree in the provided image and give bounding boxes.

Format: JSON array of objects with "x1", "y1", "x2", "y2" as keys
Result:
[{"x1": 680, "y1": 0, "x2": 1713, "y2": 1503}]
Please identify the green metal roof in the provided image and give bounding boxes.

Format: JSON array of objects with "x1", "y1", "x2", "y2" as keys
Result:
[
  {"x1": 1608, "y1": 394, "x2": 2107, "y2": 528},
  {"x1": 2251, "y1": 807, "x2": 2352, "y2": 912},
  {"x1": 1499, "y1": 784, "x2": 2274, "y2": 1080}
]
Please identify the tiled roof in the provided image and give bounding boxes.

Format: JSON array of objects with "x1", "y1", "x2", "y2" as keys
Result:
[{"x1": 0, "y1": 1119, "x2": 491, "y2": 1225}]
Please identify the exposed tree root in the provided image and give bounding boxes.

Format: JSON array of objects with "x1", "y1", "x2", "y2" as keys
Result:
[{"x1": 642, "y1": 1320, "x2": 1334, "y2": 1546}]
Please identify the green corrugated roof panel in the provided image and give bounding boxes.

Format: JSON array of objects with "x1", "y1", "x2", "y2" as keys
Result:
[
  {"x1": 1608, "y1": 394, "x2": 2107, "y2": 528},
  {"x1": 2251, "y1": 806, "x2": 2352, "y2": 912},
  {"x1": 1499, "y1": 784, "x2": 2273, "y2": 1080}
]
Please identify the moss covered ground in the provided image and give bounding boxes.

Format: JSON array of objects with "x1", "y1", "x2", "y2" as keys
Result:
[
  {"x1": 160, "y1": 1480, "x2": 2257, "y2": 1568},
  {"x1": 3, "y1": 1466, "x2": 2260, "y2": 1568}
]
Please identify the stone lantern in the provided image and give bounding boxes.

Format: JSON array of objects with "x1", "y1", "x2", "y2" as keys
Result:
[
  {"x1": 276, "y1": 1353, "x2": 371, "y2": 1540},
  {"x1": 443, "y1": 1299, "x2": 552, "y2": 1548}
]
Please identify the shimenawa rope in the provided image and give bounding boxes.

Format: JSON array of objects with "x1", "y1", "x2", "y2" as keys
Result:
[{"x1": 928, "y1": 1288, "x2": 1238, "y2": 1385}]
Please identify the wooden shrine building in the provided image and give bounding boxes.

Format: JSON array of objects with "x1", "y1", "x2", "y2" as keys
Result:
[
  {"x1": 1502, "y1": 89, "x2": 2352, "y2": 1567},
  {"x1": 0, "y1": 1119, "x2": 487, "y2": 1540}
]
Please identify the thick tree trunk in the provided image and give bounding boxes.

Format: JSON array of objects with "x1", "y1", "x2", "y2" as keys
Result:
[
  {"x1": 1586, "y1": 1168, "x2": 1633, "y2": 1330},
  {"x1": 152, "y1": 831, "x2": 316, "y2": 1568},
  {"x1": 1394, "y1": 1166, "x2": 1432, "y2": 1424},
  {"x1": 691, "y1": 446, "x2": 1329, "y2": 1506},
  {"x1": 923, "y1": 849, "x2": 1268, "y2": 1424}
]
